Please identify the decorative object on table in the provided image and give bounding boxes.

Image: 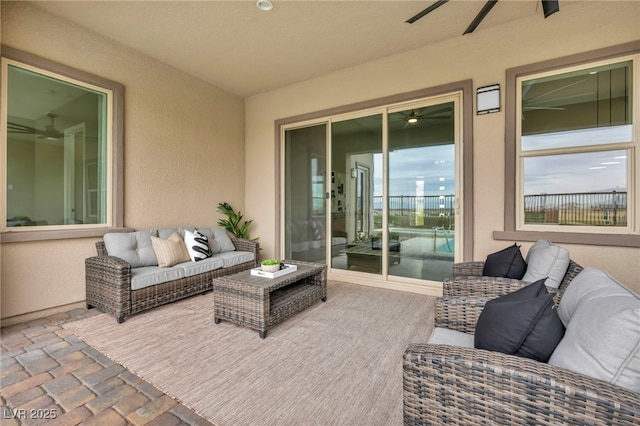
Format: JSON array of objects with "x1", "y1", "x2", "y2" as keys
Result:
[
  {"x1": 260, "y1": 258, "x2": 281, "y2": 272},
  {"x1": 256, "y1": 259, "x2": 297, "y2": 278},
  {"x1": 216, "y1": 202, "x2": 258, "y2": 240},
  {"x1": 251, "y1": 263, "x2": 298, "y2": 279}
]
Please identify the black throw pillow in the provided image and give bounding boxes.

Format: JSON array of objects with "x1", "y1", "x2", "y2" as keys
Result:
[
  {"x1": 482, "y1": 243, "x2": 527, "y2": 279},
  {"x1": 474, "y1": 279, "x2": 565, "y2": 362}
]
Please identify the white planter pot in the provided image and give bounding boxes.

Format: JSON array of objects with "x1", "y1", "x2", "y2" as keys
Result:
[{"x1": 261, "y1": 264, "x2": 280, "y2": 272}]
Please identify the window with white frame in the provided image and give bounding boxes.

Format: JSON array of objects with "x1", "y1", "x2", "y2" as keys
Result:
[
  {"x1": 516, "y1": 54, "x2": 638, "y2": 235},
  {"x1": 1, "y1": 47, "x2": 124, "y2": 241}
]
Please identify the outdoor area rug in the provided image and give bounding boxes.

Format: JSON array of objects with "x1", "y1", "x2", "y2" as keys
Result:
[{"x1": 64, "y1": 281, "x2": 436, "y2": 426}]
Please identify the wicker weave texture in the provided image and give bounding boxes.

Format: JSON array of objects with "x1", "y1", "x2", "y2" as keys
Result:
[
  {"x1": 434, "y1": 296, "x2": 487, "y2": 334},
  {"x1": 86, "y1": 238, "x2": 260, "y2": 323},
  {"x1": 213, "y1": 260, "x2": 327, "y2": 335},
  {"x1": 403, "y1": 344, "x2": 640, "y2": 425},
  {"x1": 405, "y1": 257, "x2": 638, "y2": 425},
  {"x1": 444, "y1": 259, "x2": 584, "y2": 301},
  {"x1": 85, "y1": 254, "x2": 131, "y2": 322}
]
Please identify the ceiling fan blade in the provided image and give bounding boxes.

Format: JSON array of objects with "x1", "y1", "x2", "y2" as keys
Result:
[
  {"x1": 523, "y1": 106, "x2": 566, "y2": 111},
  {"x1": 406, "y1": 0, "x2": 449, "y2": 24},
  {"x1": 542, "y1": 0, "x2": 559, "y2": 18},
  {"x1": 463, "y1": 0, "x2": 498, "y2": 35},
  {"x1": 7, "y1": 122, "x2": 38, "y2": 134},
  {"x1": 527, "y1": 91, "x2": 595, "y2": 105},
  {"x1": 525, "y1": 78, "x2": 587, "y2": 102},
  {"x1": 8, "y1": 116, "x2": 63, "y2": 139},
  {"x1": 423, "y1": 106, "x2": 452, "y2": 116}
]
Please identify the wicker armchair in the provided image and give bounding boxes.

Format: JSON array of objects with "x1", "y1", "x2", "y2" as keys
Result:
[
  {"x1": 403, "y1": 343, "x2": 640, "y2": 425},
  {"x1": 403, "y1": 290, "x2": 640, "y2": 425},
  {"x1": 444, "y1": 259, "x2": 584, "y2": 302}
]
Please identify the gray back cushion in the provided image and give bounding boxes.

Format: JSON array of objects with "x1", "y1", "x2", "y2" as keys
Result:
[
  {"x1": 103, "y1": 230, "x2": 158, "y2": 267},
  {"x1": 522, "y1": 240, "x2": 570, "y2": 289},
  {"x1": 549, "y1": 268, "x2": 640, "y2": 392},
  {"x1": 157, "y1": 228, "x2": 181, "y2": 239},
  {"x1": 154, "y1": 227, "x2": 235, "y2": 253},
  {"x1": 204, "y1": 227, "x2": 236, "y2": 253}
]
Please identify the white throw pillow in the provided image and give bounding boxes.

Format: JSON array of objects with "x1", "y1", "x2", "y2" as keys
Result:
[
  {"x1": 522, "y1": 240, "x2": 570, "y2": 289},
  {"x1": 549, "y1": 268, "x2": 640, "y2": 392},
  {"x1": 184, "y1": 229, "x2": 213, "y2": 262}
]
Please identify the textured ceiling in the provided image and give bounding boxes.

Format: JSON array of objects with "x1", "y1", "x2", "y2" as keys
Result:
[{"x1": 32, "y1": 0, "x2": 553, "y2": 97}]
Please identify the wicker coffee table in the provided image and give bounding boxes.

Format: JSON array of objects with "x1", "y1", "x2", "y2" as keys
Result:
[{"x1": 213, "y1": 260, "x2": 327, "y2": 338}]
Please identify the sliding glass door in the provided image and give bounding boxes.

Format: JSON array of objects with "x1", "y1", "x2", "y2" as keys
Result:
[
  {"x1": 330, "y1": 114, "x2": 383, "y2": 274},
  {"x1": 387, "y1": 102, "x2": 456, "y2": 282},
  {"x1": 283, "y1": 93, "x2": 461, "y2": 284},
  {"x1": 283, "y1": 124, "x2": 327, "y2": 263}
]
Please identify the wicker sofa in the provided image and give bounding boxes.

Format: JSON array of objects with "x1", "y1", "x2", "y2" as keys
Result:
[
  {"x1": 403, "y1": 265, "x2": 640, "y2": 425},
  {"x1": 85, "y1": 226, "x2": 259, "y2": 323}
]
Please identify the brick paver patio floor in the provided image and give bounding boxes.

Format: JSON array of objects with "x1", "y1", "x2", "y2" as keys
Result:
[{"x1": 1, "y1": 308, "x2": 214, "y2": 425}]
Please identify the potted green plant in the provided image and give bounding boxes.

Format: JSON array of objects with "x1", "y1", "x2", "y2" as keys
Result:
[
  {"x1": 217, "y1": 202, "x2": 258, "y2": 240},
  {"x1": 261, "y1": 258, "x2": 281, "y2": 273}
]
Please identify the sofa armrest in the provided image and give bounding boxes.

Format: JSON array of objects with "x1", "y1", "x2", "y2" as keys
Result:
[
  {"x1": 555, "y1": 259, "x2": 584, "y2": 299},
  {"x1": 445, "y1": 259, "x2": 583, "y2": 301},
  {"x1": 452, "y1": 260, "x2": 485, "y2": 277},
  {"x1": 230, "y1": 237, "x2": 260, "y2": 265},
  {"x1": 434, "y1": 296, "x2": 488, "y2": 333},
  {"x1": 443, "y1": 275, "x2": 530, "y2": 298},
  {"x1": 403, "y1": 344, "x2": 640, "y2": 426},
  {"x1": 85, "y1": 255, "x2": 132, "y2": 323}
]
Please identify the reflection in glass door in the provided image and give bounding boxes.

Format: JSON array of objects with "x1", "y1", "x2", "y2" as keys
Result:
[
  {"x1": 330, "y1": 114, "x2": 383, "y2": 274},
  {"x1": 355, "y1": 164, "x2": 370, "y2": 234},
  {"x1": 387, "y1": 102, "x2": 456, "y2": 281},
  {"x1": 284, "y1": 124, "x2": 327, "y2": 263}
]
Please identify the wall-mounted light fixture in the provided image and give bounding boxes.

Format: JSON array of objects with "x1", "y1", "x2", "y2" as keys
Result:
[
  {"x1": 351, "y1": 168, "x2": 358, "y2": 178},
  {"x1": 476, "y1": 84, "x2": 500, "y2": 115},
  {"x1": 257, "y1": 0, "x2": 274, "y2": 11}
]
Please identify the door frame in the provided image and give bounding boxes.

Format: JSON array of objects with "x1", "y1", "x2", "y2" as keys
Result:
[
  {"x1": 276, "y1": 80, "x2": 474, "y2": 295},
  {"x1": 63, "y1": 123, "x2": 86, "y2": 224}
]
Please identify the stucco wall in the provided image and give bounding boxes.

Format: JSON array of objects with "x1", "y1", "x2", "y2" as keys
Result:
[
  {"x1": 1, "y1": 2, "x2": 245, "y2": 322},
  {"x1": 245, "y1": 1, "x2": 640, "y2": 291}
]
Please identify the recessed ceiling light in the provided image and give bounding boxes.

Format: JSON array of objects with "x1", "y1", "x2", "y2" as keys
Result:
[
  {"x1": 589, "y1": 166, "x2": 606, "y2": 170},
  {"x1": 601, "y1": 161, "x2": 620, "y2": 165},
  {"x1": 257, "y1": 0, "x2": 273, "y2": 11}
]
